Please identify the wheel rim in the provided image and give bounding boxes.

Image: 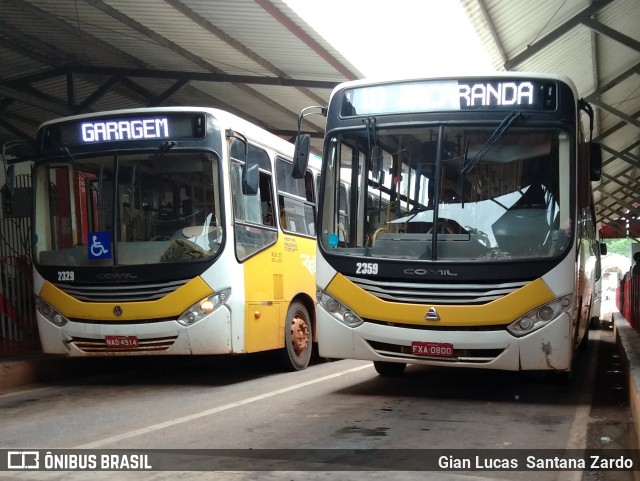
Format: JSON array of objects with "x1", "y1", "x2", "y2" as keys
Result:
[{"x1": 290, "y1": 314, "x2": 310, "y2": 356}]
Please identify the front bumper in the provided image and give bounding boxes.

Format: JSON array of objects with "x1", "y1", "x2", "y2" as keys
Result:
[
  {"x1": 36, "y1": 306, "x2": 232, "y2": 356},
  {"x1": 317, "y1": 307, "x2": 573, "y2": 371}
]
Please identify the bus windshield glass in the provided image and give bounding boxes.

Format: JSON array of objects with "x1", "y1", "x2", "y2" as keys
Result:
[
  {"x1": 321, "y1": 125, "x2": 572, "y2": 261},
  {"x1": 33, "y1": 150, "x2": 222, "y2": 267}
]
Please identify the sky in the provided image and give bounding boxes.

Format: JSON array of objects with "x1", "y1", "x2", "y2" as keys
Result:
[{"x1": 282, "y1": 0, "x2": 494, "y2": 79}]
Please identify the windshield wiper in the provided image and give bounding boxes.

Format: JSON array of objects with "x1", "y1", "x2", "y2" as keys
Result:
[
  {"x1": 129, "y1": 165, "x2": 137, "y2": 218},
  {"x1": 153, "y1": 140, "x2": 177, "y2": 159},
  {"x1": 366, "y1": 116, "x2": 384, "y2": 221},
  {"x1": 460, "y1": 111, "x2": 521, "y2": 176},
  {"x1": 60, "y1": 146, "x2": 102, "y2": 197}
]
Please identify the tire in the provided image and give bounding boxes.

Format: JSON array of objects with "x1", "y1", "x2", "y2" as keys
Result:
[
  {"x1": 577, "y1": 323, "x2": 589, "y2": 351},
  {"x1": 277, "y1": 300, "x2": 313, "y2": 371},
  {"x1": 373, "y1": 361, "x2": 406, "y2": 377}
]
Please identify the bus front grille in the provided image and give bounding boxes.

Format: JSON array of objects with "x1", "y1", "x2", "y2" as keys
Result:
[
  {"x1": 53, "y1": 279, "x2": 191, "y2": 302},
  {"x1": 70, "y1": 336, "x2": 178, "y2": 353},
  {"x1": 367, "y1": 340, "x2": 504, "y2": 363},
  {"x1": 346, "y1": 276, "x2": 529, "y2": 305}
]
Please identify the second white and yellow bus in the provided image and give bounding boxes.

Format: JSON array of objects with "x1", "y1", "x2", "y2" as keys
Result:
[
  {"x1": 294, "y1": 73, "x2": 603, "y2": 377},
  {"x1": 32, "y1": 107, "x2": 319, "y2": 370}
]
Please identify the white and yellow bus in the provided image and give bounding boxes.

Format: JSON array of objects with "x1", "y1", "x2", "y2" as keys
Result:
[
  {"x1": 32, "y1": 107, "x2": 319, "y2": 370},
  {"x1": 294, "y1": 73, "x2": 603, "y2": 377}
]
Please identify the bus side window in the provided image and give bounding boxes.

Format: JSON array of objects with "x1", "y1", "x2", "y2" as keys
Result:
[
  {"x1": 276, "y1": 157, "x2": 315, "y2": 236},
  {"x1": 230, "y1": 142, "x2": 277, "y2": 260}
]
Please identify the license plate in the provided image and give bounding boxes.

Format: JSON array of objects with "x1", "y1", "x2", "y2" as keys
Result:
[
  {"x1": 105, "y1": 335, "x2": 139, "y2": 347},
  {"x1": 411, "y1": 341, "x2": 454, "y2": 357}
]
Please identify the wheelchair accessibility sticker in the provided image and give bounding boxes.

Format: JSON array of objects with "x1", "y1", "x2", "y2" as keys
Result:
[{"x1": 88, "y1": 231, "x2": 111, "y2": 260}]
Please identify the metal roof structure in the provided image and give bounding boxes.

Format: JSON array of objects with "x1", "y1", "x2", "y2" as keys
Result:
[
  {"x1": 464, "y1": 0, "x2": 640, "y2": 238},
  {"x1": 0, "y1": 0, "x2": 638, "y2": 236}
]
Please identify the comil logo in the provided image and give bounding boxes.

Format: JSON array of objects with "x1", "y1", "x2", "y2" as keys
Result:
[
  {"x1": 425, "y1": 307, "x2": 441, "y2": 321},
  {"x1": 8, "y1": 451, "x2": 39, "y2": 469},
  {"x1": 404, "y1": 268, "x2": 458, "y2": 277}
]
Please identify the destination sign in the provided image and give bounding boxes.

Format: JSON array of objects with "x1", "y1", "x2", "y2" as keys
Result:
[
  {"x1": 81, "y1": 118, "x2": 169, "y2": 142},
  {"x1": 341, "y1": 79, "x2": 557, "y2": 116},
  {"x1": 41, "y1": 112, "x2": 206, "y2": 150}
]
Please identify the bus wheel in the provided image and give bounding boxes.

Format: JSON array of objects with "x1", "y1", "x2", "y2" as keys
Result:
[
  {"x1": 279, "y1": 301, "x2": 312, "y2": 371},
  {"x1": 373, "y1": 361, "x2": 406, "y2": 377}
]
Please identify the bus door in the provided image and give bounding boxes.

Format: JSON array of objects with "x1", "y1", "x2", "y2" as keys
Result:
[{"x1": 230, "y1": 139, "x2": 281, "y2": 352}]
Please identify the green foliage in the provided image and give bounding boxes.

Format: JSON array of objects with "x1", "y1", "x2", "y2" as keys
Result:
[{"x1": 604, "y1": 238, "x2": 633, "y2": 257}]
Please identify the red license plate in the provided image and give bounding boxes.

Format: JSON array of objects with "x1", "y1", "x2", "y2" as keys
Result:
[
  {"x1": 105, "y1": 335, "x2": 139, "y2": 347},
  {"x1": 411, "y1": 341, "x2": 454, "y2": 357}
]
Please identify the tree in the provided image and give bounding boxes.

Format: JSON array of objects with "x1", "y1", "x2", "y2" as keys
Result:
[{"x1": 604, "y1": 238, "x2": 633, "y2": 257}]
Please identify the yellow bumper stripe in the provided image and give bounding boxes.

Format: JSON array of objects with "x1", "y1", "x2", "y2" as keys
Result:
[{"x1": 325, "y1": 273, "x2": 554, "y2": 326}]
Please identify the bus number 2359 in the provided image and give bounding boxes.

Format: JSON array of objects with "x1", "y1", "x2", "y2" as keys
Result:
[{"x1": 356, "y1": 262, "x2": 378, "y2": 275}]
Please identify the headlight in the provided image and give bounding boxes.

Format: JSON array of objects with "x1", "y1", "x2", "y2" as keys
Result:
[
  {"x1": 507, "y1": 295, "x2": 572, "y2": 337},
  {"x1": 177, "y1": 288, "x2": 231, "y2": 326},
  {"x1": 35, "y1": 297, "x2": 68, "y2": 327},
  {"x1": 317, "y1": 289, "x2": 364, "y2": 328}
]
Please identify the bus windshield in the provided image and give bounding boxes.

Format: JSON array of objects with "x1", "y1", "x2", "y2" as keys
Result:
[
  {"x1": 321, "y1": 125, "x2": 572, "y2": 261},
  {"x1": 33, "y1": 150, "x2": 222, "y2": 267}
]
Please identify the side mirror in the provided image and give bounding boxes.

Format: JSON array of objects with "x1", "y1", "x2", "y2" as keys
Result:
[
  {"x1": 600, "y1": 242, "x2": 607, "y2": 256},
  {"x1": 292, "y1": 134, "x2": 310, "y2": 179},
  {"x1": 242, "y1": 162, "x2": 259, "y2": 195},
  {"x1": 5, "y1": 164, "x2": 15, "y2": 195},
  {"x1": 590, "y1": 141, "x2": 602, "y2": 181}
]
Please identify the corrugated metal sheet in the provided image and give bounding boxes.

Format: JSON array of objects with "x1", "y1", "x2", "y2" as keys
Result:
[{"x1": 0, "y1": 44, "x2": 46, "y2": 81}]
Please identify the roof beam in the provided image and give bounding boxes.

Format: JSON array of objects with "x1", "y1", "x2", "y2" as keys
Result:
[
  {"x1": 601, "y1": 143, "x2": 640, "y2": 169},
  {"x1": 598, "y1": 209, "x2": 626, "y2": 224},
  {"x1": 1, "y1": 0, "x2": 310, "y2": 135},
  {"x1": 581, "y1": 18, "x2": 640, "y2": 54},
  {"x1": 0, "y1": 20, "x2": 69, "y2": 65},
  {"x1": 598, "y1": 208, "x2": 638, "y2": 225},
  {"x1": 599, "y1": 172, "x2": 640, "y2": 201},
  {"x1": 599, "y1": 204, "x2": 640, "y2": 221},
  {"x1": 254, "y1": 0, "x2": 359, "y2": 81},
  {"x1": 5, "y1": 0, "x2": 148, "y2": 68},
  {"x1": 73, "y1": 76, "x2": 120, "y2": 112},
  {"x1": 153, "y1": 79, "x2": 189, "y2": 106},
  {"x1": 65, "y1": 65, "x2": 339, "y2": 89},
  {"x1": 163, "y1": 0, "x2": 329, "y2": 110},
  {"x1": 595, "y1": 108, "x2": 640, "y2": 142},
  {"x1": 596, "y1": 189, "x2": 640, "y2": 216},
  {"x1": 504, "y1": 0, "x2": 616, "y2": 70},
  {"x1": 585, "y1": 60, "x2": 640, "y2": 100},
  {"x1": 84, "y1": 0, "x2": 310, "y2": 128},
  {"x1": 590, "y1": 98, "x2": 640, "y2": 129},
  {"x1": 473, "y1": 0, "x2": 508, "y2": 65},
  {"x1": 6, "y1": 68, "x2": 68, "y2": 85},
  {"x1": 598, "y1": 165, "x2": 636, "y2": 192},
  {"x1": 0, "y1": 117, "x2": 33, "y2": 141},
  {"x1": 0, "y1": 83, "x2": 72, "y2": 116},
  {"x1": 0, "y1": 111, "x2": 41, "y2": 129}
]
